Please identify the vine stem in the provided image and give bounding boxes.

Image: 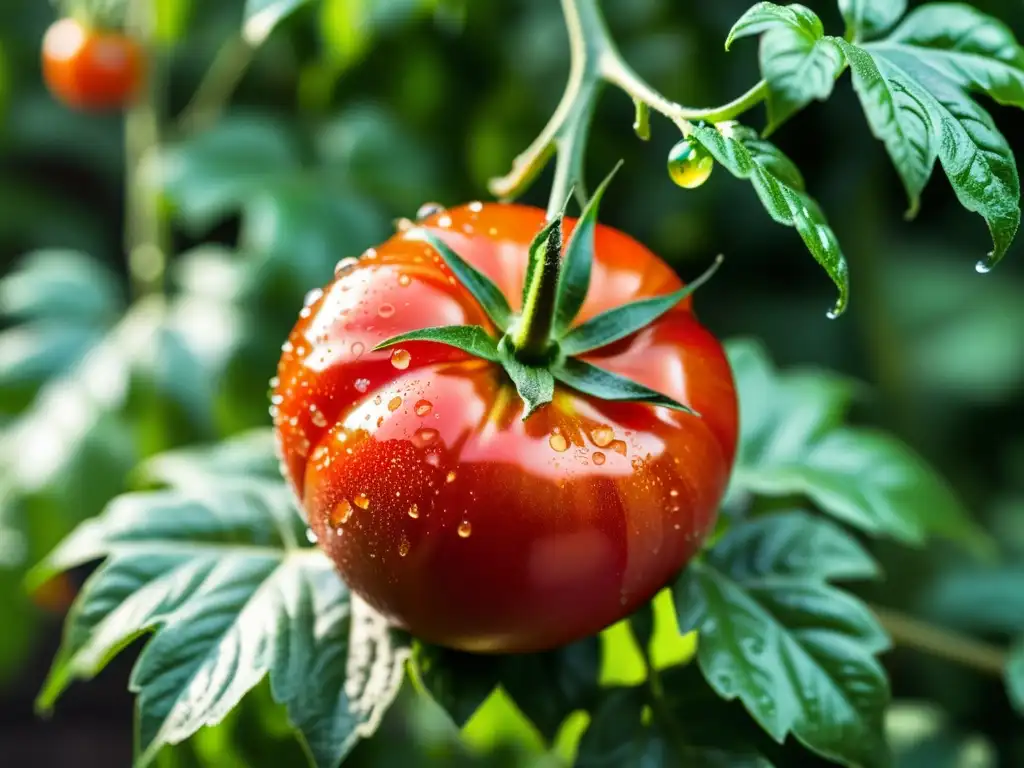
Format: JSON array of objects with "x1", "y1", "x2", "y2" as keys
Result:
[
  {"x1": 124, "y1": 0, "x2": 169, "y2": 299},
  {"x1": 872, "y1": 604, "x2": 1008, "y2": 677},
  {"x1": 488, "y1": 0, "x2": 767, "y2": 215},
  {"x1": 176, "y1": 34, "x2": 256, "y2": 135}
]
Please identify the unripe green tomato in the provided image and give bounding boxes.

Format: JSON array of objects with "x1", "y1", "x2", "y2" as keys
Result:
[{"x1": 667, "y1": 138, "x2": 714, "y2": 189}]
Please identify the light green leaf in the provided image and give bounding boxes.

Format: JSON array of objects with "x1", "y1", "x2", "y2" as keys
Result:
[
  {"x1": 551, "y1": 357, "x2": 694, "y2": 415},
  {"x1": 877, "y1": 3, "x2": 1024, "y2": 108},
  {"x1": 373, "y1": 325, "x2": 500, "y2": 362},
  {"x1": 688, "y1": 124, "x2": 849, "y2": 316},
  {"x1": 727, "y1": 339, "x2": 989, "y2": 549},
  {"x1": 726, "y1": 3, "x2": 844, "y2": 130},
  {"x1": 838, "y1": 0, "x2": 906, "y2": 42},
  {"x1": 559, "y1": 256, "x2": 722, "y2": 356},
  {"x1": 243, "y1": 0, "x2": 316, "y2": 45},
  {"x1": 0, "y1": 324, "x2": 102, "y2": 390},
  {"x1": 922, "y1": 565, "x2": 1024, "y2": 635},
  {"x1": 409, "y1": 230, "x2": 513, "y2": 331},
  {"x1": 674, "y1": 512, "x2": 890, "y2": 767},
  {"x1": 1008, "y1": 637, "x2": 1024, "y2": 714},
  {"x1": 138, "y1": 429, "x2": 281, "y2": 489},
  {"x1": 0, "y1": 250, "x2": 121, "y2": 322},
  {"x1": 35, "y1": 481, "x2": 409, "y2": 768}
]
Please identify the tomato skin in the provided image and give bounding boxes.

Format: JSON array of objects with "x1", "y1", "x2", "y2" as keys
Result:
[
  {"x1": 274, "y1": 204, "x2": 738, "y2": 653},
  {"x1": 42, "y1": 19, "x2": 144, "y2": 110}
]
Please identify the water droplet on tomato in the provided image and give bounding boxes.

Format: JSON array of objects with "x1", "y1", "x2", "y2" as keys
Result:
[
  {"x1": 354, "y1": 378, "x2": 370, "y2": 393},
  {"x1": 270, "y1": 393, "x2": 284, "y2": 405},
  {"x1": 670, "y1": 489, "x2": 679, "y2": 497},
  {"x1": 303, "y1": 287, "x2": 323, "y2": 307},
  {"x1": 631, "y1": 457, "x2": 646, "y2": 471},
  {"x1": 414, "y1": 399, "x2": 432, "y2": 416},
  {"x1": 398, "y1": 273, "x2": 412, "y2": 287},
  {"x1": 413, "y1": 428, "x2": 438, "y2": 448},
  {"x1": 390, "y1": 349, "x2": 411, "y2": 369},
  {"x1": 395, "y1": 217, "x2": 414, "y2": 232},
  {"x1": 592, "y1": 451, "x2": 606, "y2": 465},
  {"x1": 399, "y1": 537, "x2": 411, "y2": 557},
  {"x1": 446, "y1": 470, "x2": 457, "y2": 483},
  {"x1": 334, "y1": 257, "x2": 359, "y2": 276},
  {"x1": 437, "y1": 214, "x2": 453, "y2": 228},
  {"x1": 416, "y1": 202, "x2": 445, "y2": 220},
  {"x1": 549, "y1": 433, "x2": 568, "y2": 452},
  {"x1": 305, "y1": 528, "x2": 318, "y2": 544},
  {"x1": 378, "y1": 303, "x2": 396, "y2": 318},
  {"x1": 590, "y1": 426, "x2": 614, "y2": 447},
  {"x1": 295, "y1": 435, "x2": 310, "y2": 457},
  {"x1": 468, "y1": 201, "x2": 483, "y2": 213},
  {"x1": 310, "y1": 406, "x2": 328, "y2": 428},
  {"x1": 330, "y1": 499, "x2": 353, "y2": 527},
  {"x1": 610, "y1": 439, "x2": 628, "y2": 456},
  {"x1": 388, "y1": 396, "x2": 402, "y2": 412},
  {"x1": 269, "y1": 376, "x2": 280, "y2": 388},
  {"x1": 408, "y1": 504, "x2": 420, "y2": 519},
  {"x1": 667, "y1": 137, "x2": 714, "y2": 189},
  {"x1": 425, "y1": 452, "x2": 441, "y2": 467},
  {"x1": 354, "y1": 493, "x2": 370, "y2": 510},
  {"x1": 457, "y1": 520, "x2": 472, "y2": 538},
  {"x1": 351, "y1": 341, "x2": 365, "y2": 357}
]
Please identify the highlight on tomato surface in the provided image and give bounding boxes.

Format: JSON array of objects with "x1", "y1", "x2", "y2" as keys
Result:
[
  {"x1": 272, "y1": 168, "x2": 738, "y2": 653},
  {"x1": 42, "y1": 17, "x2": 144, "y2": 111}
]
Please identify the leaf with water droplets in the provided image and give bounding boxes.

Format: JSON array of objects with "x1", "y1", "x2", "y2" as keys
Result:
[
  {"x1": 674, "y1": 512, "x2": 890, "y2": 767},
  {"x1": 31, "y1": 463, "x2": 409, "y2": 768}
]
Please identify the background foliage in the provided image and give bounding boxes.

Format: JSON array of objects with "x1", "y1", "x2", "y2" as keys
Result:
[{"x1": 1, "y1": 0, "x2": 1023, "y2": 765}]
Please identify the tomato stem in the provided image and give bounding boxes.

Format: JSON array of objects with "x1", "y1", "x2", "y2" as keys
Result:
[{"x1": 510, "y1": 213, "x2": 564, "y2": 362}]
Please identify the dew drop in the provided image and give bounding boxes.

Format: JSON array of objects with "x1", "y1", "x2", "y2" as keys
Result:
[
  {"x1": 398, "y1": 273, "x2": 412, "y2": 287},
  {"x1": 667, "y1": 137, "x2": 715, "y2": 189},
  {"x1": 549, "y1": 433, "x2": 568, "y2": 452},
  {"x1": 468, "y1": 201, "x2": 484, "y2": 213},
  {"x1": 399, "y1": 537, "x2": 411, "y2": 557},
  {"x1": 310, "y1": 406, "x2": 328, "y2": 428},
  {"x1": 390, "y1": 348, "x2": 411, "y2": 369},
  {"x1": 413, "y1": 427, "x2": 439, "y2": 448},
  {"x1": 408, "y1": 504, "x2": 420, "y2": 519},
  {"x1": 303, "y1": 287, "x2": 324, "y2": 307},
  {"x1": 416, "y1": 202, "x2": 446, "y2": 220},
  {"x1": 395, "y1": 217, "x2": 414, "y2": 232},
  {"x1": 457, "y1": 520, "x2": 472, "y2": 538},
  {"x1": 446, "y1": 470, "x2": 457, "y2": 483},
  {"x1": 975, "y1": 259, "x2": 992, "y2": 274},
  {"x1": 425, "y1": 452, "x2": 441, "y2": 467},
  {"x1": 354, "y1": 493, "x2": 370, "y2": 510},
  {"x1": 388, "y1": 396, "x2": 403, "y2": 412},
  {"x1": 305, "y1": 528, "x2": 318, "y2": 544},
  {"x1": 354, "y1": 378, "x2": 371, "y2": 393},
  {"x1": 414, "y1": 399, "x2": 433, "y2": 416},
  {"x1": 334, "y1": 257, "x2": 359, "y2": 277},
  {"x1": 610, "y1": 439, "x2": 628, "y2": 455},
  {"x1": 378, "y1": 303, "x2": 396, "y2": 318},
  {"x1": 670, "y1": 489, "x2": 679, "y2": 497},
  {"x1": 590, "y1": 426, "x2": 614, "y2": 447},
  {"x1": 268, "y1": 376, "x2": 280, "y2": 388},
  {"x1": 631, "y1": 456, "x2": 645, "y2": 471},
  {"x1": 592, "y1": 451, "x2": 606, "y2": 465},
  {"x1": 330, "y1": 499, "x2": 353, "y2": 527},
  {"x1": 437, "y1": 214, "x2": 453, "y2": 228},
  {"x1": 270, "y1": 393, "x2": 284, "y2": 405},
  {"x1": 351, "y1": 341, "x2": 365, "y2": 357},
  {"x1": 295, "y1": 435, "x2": 310, "y2": 457}
]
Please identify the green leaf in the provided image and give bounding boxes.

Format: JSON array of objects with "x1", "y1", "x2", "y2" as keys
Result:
[
  {"x1": 243, "y1": 0, "x2": 316, "y2": 44},
  {"x1": 0, "y1": 324, "x2": 102, "y2": 390},
  {"x1": 0, "y1": 249, "x2": 121, "y2": 322},
  {"x1": 559, "y1": 256, "x2": 722, "y2": 356},
  {"x1": 35, "y1": 481, "x2": 409, "y2": 768},
  {"x1": 409, "y1": 230, "x2": 514, "y2": 332},
  {"x1": 499, "y1": 351, "x2": 555, "y2": 419},
  {"x1": 413, "y1": 644, "x2": 503, "y2": 727},
  {"x1": 726, "y1": 3, "x2": 845, "y2": 130},
  {"x1": 138, "y1": 429, "x2": 281, "y2": 489},
  {"x1": 922, "y1": 565, "x2": 1024, "y2": 635},
  {"x1": 373, "y1": 326, "x2": 500, "y2": 362},
  {"x1": 573, "y1": 687, "x2": 649, "y2": 766},
  {"x1": 838, "y1": 0, "x2": 906, "y2": 42},
  {"x1": 878, "y1": 3, "x2": 1024, "y2": 108},
  {"x1": 841, "y1": 40, "x2": 1021, "y2": 265},
  {"x1": 553, "y1": 162, "x2": 620, "y2": 336},
  {"x1": 551, "y1": 357, "x2": 695, "y2": 415},
  {"x1": 1008, "y1": 637, "x2": 1024, "y2": 715},
  {"x1": 688, "y1": 124, "x2": 849, "y2": 316},
  {"x1": 674, "y1": 512, "x2": 890, "y2": 767},
  {"x1": 727, "y1": 339, "x2": 988, "y2": 549}
]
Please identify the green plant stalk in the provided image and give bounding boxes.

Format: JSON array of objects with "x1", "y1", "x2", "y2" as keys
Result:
[
  {"x1": 489, "y1": 0, "x2": 769, "y2": 214},
  {"x1": 176, "y1": 34, "x2": 256, "y2": 135},
  {"x1": 510, "y1": 222, "x2": 564, "y2": 360}
]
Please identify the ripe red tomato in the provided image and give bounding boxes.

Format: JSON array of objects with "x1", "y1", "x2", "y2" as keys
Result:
[
  {"x1": 42, "y1": 18, "x2": 144, "y2": 110},
  {"x1": 274, "y1": 204, "x2": 738, "y2": 653}
]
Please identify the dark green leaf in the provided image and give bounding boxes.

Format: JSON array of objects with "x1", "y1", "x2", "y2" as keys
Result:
[
  {"x1": 1008, "y1": 637, "x2": 1024, "y2": 714},
  {"x1": 574, "y1": 687, "x2": 649, "y2": 766},
  {"x1": 726, "y1": 3, "x2": 844, "y2": 130},
  {"x1": 688, "y1": 124, "x2": 849, "y2": 316},
  {"x1": 627, "y1": 603, "x2": 655, "y2": 656},
  {"x1": 0, "y1": 250, "x2": 121, "y2": 322},
  {"x1": 243, "y1": 0, "x2": 315, "y2": 44},
  {"x1": 409, "y1": 230, "x2": 513, "y2": 331},
  {"x1": 838, "y1": 0, "x2": 905, "y2": 42},
  {"x1": 499, "y1": 351, "x2": 554, "y2": 419},
  {"x1": 877, "y1": 4, "x2": 1024, "y2": 108},
  {"x1": 553, "y1": 163, "x2": 620, "y2": 336},
  {"x1": 374, "y1": 326, "x2": 500, "y2": 362},
  {"x1": 727, "y1": 339, "x2": 988, "y2": 549},
  {"x1": 674, "y1": 512, "x2": 890, "y2": 767},
  {"x1": 551, "y1": 357, "x2": 695, "y2": 415},
  {"x1": 559, "y1": 256, "x2": 721, "y2": 355},
  {"x1": 413, "y1": 644, "x2": 502, "y2": 727},
  {"x1": 35, "y1": 481, "x2": 409, "y2": 768}
]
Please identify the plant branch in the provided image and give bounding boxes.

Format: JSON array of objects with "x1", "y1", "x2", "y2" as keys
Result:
[
  {"x1": 872, "y1": 603, "x2": 1008, "y2": 677},
  {"x1": 176, "y1": 34, "x2": 256, "y2": 135},
  {"x1": 488, "y1": 0, "x2": 767, "y2": 209}
]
